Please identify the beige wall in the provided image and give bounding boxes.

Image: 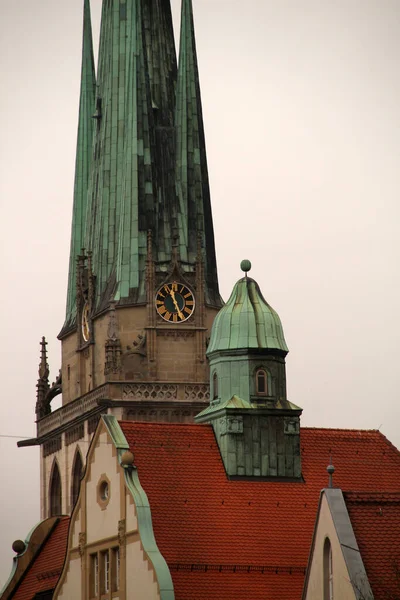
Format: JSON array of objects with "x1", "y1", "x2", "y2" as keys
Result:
[
  {"x1": 304, "y1": 495, "x2": 356, "y2": 600},
  {"x1": 54, "y1": 423, "x2": 161, "y2": 600}
]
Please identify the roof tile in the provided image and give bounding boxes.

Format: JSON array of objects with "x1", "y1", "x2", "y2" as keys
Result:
[{"x1": 120, "y1": 422, "x2": 400, "y2": 599}]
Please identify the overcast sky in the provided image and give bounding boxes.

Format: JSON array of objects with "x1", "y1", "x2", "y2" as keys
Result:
[{"x1": 1, "y1": 0, "x2": 399, "y2": 587}]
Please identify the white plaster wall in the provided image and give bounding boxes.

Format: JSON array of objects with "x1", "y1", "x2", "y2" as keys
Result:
[
  {"x1": 71, "y1": 505, "x2": 81, "y2": 548},
  {"x1": 305, "y1": 495, "x2": 356, "y2": 600},
  {"x1": 126, "y1": 493, "x2": 138, "y2": 533},
  {"x1": 86, "y1": 431, "x2": 121, "y2": 544},
  {"x1": 56, "y1": 556, "x2": 81, "y2": 600},
  {"x1": 126, "y1": 540, "x2": 160, "y2": 600}
]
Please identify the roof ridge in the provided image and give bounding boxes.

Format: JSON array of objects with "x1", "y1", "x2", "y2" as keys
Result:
[
  {"x1": 119, "y1": 420, "x2": 205, "y2": 428},
  {"x1": 301, "y1": 426, "x2": 381, "y2": 433}
]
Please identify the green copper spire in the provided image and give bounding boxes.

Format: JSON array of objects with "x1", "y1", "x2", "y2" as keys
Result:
[
  {"x1": 85, "y1": 0, "x2": 180, "y2": 308},
  {"x1": 207, "y1": 264, "x2": 289, "y2": 355},
  {"x1": 175, "y1": 0, "x2": 219, "y2": 305},
  {"x1": 63, "y1": 0, "x2": 220, "y2": 318},
  {"x1": 64, "y1": 0, "x2": 96, "y2": 327}
]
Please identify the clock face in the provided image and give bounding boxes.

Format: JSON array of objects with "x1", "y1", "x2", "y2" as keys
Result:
[
  {"x1": 155, "y1": 282, "x2": 195, "y2": 323},
  {"x1": 81, "y1": 302, "x2": 90, "y2": 342}
]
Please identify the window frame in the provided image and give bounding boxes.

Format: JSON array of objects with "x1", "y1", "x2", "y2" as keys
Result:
[
  {"x1": 255, "y1": 368, "x2": 268, "y2": 396},
  {"x1": 212, "y1": 372, "x2": 218, "y2": 400}
]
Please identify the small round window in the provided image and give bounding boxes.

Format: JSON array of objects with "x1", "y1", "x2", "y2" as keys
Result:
[
  {"x1": 97, "y1": 475, "x2": 111, "y2": 510},
  {"x1": 100, "y1": 481, "x2": 109, "y2": 500}
]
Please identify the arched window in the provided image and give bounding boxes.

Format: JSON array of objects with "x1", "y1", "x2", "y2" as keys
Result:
[
  {"x1": 71, "y1": 449, "x2": 84, "y2": 509},
  {"x1": 49, "y1": 461, "x2": 62, "y2": 516},
  {"x1": 256, "y1": 369, "x2": 268, "y2": 396},
  {"x1": 323, "y1": 537, "x2": 334, "y2": 600},
  {"x1": 213, "y1": 372, "x2": 218, "y2": 400}
]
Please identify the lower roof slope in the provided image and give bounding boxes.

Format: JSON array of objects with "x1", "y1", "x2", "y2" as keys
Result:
[
  {"x1": 12, "y1": 517, "x2": 69, "y2": 600},
  {"x1": 120, "y1": 422, "x2": 400, "y2": 600},
  {"x1": 345, "y1": 492, "x2": 400, "y2": 600}
]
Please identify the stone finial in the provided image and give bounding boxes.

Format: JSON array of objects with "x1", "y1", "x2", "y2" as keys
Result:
[
  {"x1": 121, "y1": 450, "x2": 134, "y2": 467},
  {"x1": 36, "y1": 337, "x2": 51, "y2": 419},
  {"x1": 38, "y1": 337, "x2": 49, "y2": 380},
  {"x1": 12, "y1": 540, "x2": 26, "y2": 554},
  {"x1": 107, "y1": 301, "x2": 119, "y2": 341}
]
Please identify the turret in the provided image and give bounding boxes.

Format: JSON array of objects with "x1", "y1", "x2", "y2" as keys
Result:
[{"x1": 196, "y1": 261, "x2": 302, "y2": 479}]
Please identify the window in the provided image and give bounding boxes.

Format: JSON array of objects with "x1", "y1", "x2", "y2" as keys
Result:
[
  {"x1": 323, "y1": 537, "x2": 333, "y2": 600},
  {"x1": 90, "y1": 553, "x2": 99, "y2": 598},
  {"x1": 49, "y1": 461, "x2": 62, "y2": 516},
  {"x1": 102, "y1": 550, "x2": 110, "y2": 593},
  {"x1": 112, "y1": 547, "x2": 120, "y2": 592},
  {"x1": 71, "y1": 449, "x2": 83, "y2": 509},
  {"x1": 256, "y1": 369, "x2": 268, "y2": 396},
  {"x1": 213, "y1": 372, "x2": 218, "y2": 400}
]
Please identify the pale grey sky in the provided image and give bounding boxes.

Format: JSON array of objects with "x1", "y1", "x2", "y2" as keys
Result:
[{"x1": 1, "y1": 0, "x2": 399, "y2": 586}]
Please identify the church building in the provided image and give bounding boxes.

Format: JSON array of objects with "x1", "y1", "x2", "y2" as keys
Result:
[{"x1": 2, "y1": 1, "x2": 400, "y2": 599}]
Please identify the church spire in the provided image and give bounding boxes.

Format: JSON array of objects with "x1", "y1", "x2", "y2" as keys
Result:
[
  {"x1": 64, "y1": 0, "x2": 96, "y2": 329},
  {"x1": 175, "y1": 0, "x2": 220, "y2": 305},
  {"x1": 63, "y1": 0, "x2": 220, "y2": 318}
]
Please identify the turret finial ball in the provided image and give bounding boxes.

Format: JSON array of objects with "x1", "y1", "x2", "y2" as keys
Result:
[{"x1": 240, "y1": 259, "x2": 252, "y2": 273}]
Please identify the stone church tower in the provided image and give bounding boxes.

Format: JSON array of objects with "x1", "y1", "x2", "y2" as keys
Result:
[{"x1": 19, "y1": 0, "x2": 222, "y2": 519}]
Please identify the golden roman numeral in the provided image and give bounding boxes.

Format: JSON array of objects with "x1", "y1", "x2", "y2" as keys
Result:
[
  {"x1": 172, "y1": 282, "x2": 178, "y2": 291},
  {"x1": 180, "y1": 286, "x2": 184, "y2": 293},
  {"x1": 184, "y1": 292, "x2": 191, "y2": 298},
  {"x1": 164, "y1": 285, "x2": 170, "y2": 294},
  {"x1": 158, "y1": 306, "x2": 167, "y2": 314},
  {"x1": 165, "y1": 311, "x2": 171, "y2": 320},
  {"x1": 156, "y1": 300, "x2": 164, "y2": 305},
  {"x1": 184, "y1": 307, "x2": 191, "y2": 315},
  {"x1": 173, "y1": 314, "x2": 178, "y2": 323},
  {"x1": 185, "y1": 300, "x2": 194, "y2": 306}
]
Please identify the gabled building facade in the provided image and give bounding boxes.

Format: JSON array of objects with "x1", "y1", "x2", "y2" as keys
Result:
[{"x1": 303, "y1": 488, "x2": 400, "y2": 600}]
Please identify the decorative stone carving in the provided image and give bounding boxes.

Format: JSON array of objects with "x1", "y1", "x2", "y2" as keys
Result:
[
  {"x1": 118, "y1": 519, "x2": 126, "y2": 558},
  {"x1": 88, "y1": 414, "x2": 101, "y2": 435},
  {"x1": 78, "y1": 532, "x2": 86, "y2": 557},
  {"x1": 284, "y1": 417, "x2": 300, "y2": 435},
  {"x1": 157, "y1": 330, "x2": 195, "y2": 340},
  {"x1": 123, "y1": 383, "x2": 177, "y2": 400},
  {"x1": 184, "y1": 384, "x2": 209, "y2": 401},
  {"x1": 35, "y1": 337, "x2": 51, "y2": 419},
  {"x1": 220, "y1": 416, "x2": 243, "y2": 435},
  {"x1": 104, "y1": 302, "x2": 123, "y2": 376},
  {"x1": 126, "y1": 332, "x2": 146, "y2": 356},
  {"x1": 43, "y1": 437, "x2": 62, "y2": 458},
  {"x1": 65, "y1": 423, "x2": 84, "y2": 446}
]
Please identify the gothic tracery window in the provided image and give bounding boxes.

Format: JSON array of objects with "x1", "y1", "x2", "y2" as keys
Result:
[
  {"x1": 71, "y1": 449, "x2": 83, "y2": 509},
  {"x1": 49, "y1": 461, "x2": 62, "y2": 517}
]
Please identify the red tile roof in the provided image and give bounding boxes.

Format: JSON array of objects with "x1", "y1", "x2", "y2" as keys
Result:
[
  {"x1": 120, "y1": 422, "x2": 400, "y2": 600},
  {"x1": 345, "y1": 492, "x2": 400, "y2": 600},
  {"x1": 12, "y1": 517, "x2": 69, "y2": 600}
]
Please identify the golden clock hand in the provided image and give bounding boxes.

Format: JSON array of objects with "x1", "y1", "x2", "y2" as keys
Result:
[{"x1": 169, "y1": 288, "x2": 184, "y2": 320}]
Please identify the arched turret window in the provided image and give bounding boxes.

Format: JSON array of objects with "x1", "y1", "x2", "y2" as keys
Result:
[
  {"x1": 49, "y1": 461, "x2": 62, "y2": 517},
  {"x1": 71, "y1": 448, "x2": 84, "y2": 509},
  {"x1": 256, "y1": 369, "x2": 268, "y2": 396},
  {"x1": 213, "y1": 372, "x2": 218, "y2": 400},
  {"x1": 323, "y1": 537, "x2": 334, "y2": 600}
]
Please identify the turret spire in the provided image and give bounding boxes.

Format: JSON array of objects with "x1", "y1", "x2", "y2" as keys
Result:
[{"x1": 64, "y1": 0, "x2": 96, "y2": 329}]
